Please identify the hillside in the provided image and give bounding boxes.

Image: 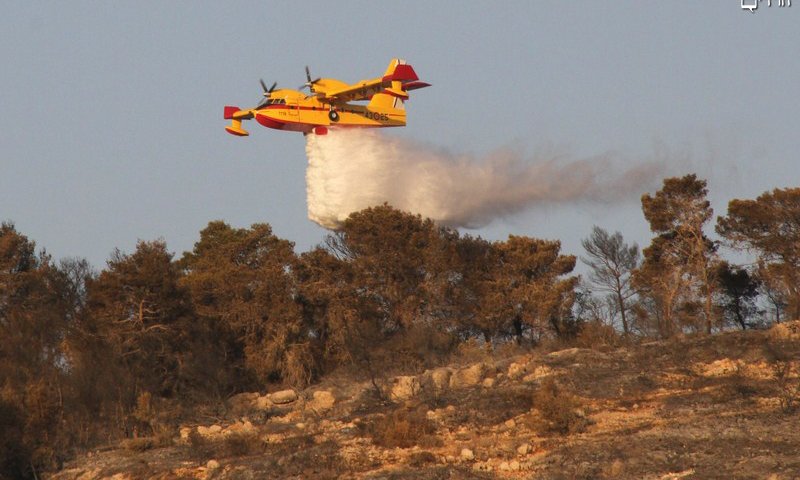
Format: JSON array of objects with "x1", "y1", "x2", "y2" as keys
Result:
[{"x1": 50, "y1": 321, "x2": 800, "y2": 480}]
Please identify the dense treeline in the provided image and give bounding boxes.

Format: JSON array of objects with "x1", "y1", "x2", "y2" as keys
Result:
[{"x1": 1, "y1": 176, "x2": 798, "y2": 478}]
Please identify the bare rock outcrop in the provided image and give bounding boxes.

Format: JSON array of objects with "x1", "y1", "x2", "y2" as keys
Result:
[
  {"x1": 428, "y1": 367, "x2": 453, "y2": 393},
  {"x1": 390, "y1": 375, "x2": 421, "y2": 400},
  {"x1": 305, "y1": 390, "x2": 336, "y2": 413},
  {"x1": 449, "y1": 363, "x2": 488, "y2": 389},
  {"x1": 269, "y1": 389, "x2": 298, "y2": 405}
]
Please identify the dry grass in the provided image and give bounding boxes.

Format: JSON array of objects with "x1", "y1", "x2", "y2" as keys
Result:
[
  {"x1": 121, "y1": 430, "x2": 173, "y2": 453},
  {"x1": 529, "y1": 377, "x2": 590, "y2": 435},
  {"x1": 221, "y1": 431, "x2": 263, "y2": 457},
  {"x1": 185, "y1": 430, "x2": 212, "y2": 460},
  {"x1": 269, "y1": 436, "x2": 345, "y2": 479},
  {"x1": 360, "y1": 406, "x2": 441, "y2": 449},
  {"x1": 772, "y1": 361, "x2": 800, "y2": 412},
  {"x1": 50, "y1": 326, "x2": 800, "y2": 479},
  {"x1": 442, "y1": 386, "x2": 532, "y2": 428},
  {"x1": 184, "y1": 430, "x2": 264, "y2": 460},
  {"x1": 121, "y1": 437, "x2": 156, "y2": 453},
  {"x1": 573, "y1": 321, "x2": 625, "y2": 349},
  {"x1": 407, "y1": 451, "x2": 438, "y2": 467},
  {"x1": 763, "y1": 340, "x2": 800, "y2": 412}
]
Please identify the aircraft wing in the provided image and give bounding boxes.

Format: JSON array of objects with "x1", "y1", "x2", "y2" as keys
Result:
[
  {"x1": 318, "y1": 64, "x2": 424, "y2": 103},
  {"x1": 318, "y1": 79, "x2": 393, "y2": 103}
]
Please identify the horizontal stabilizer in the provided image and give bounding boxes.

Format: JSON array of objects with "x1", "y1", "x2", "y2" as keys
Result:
[
  {"x1": 383, "y1": 87, "x2": 410, "y2": 99},
  {"x1": 403, "y1": 81, "x2": 431, "y2": 91}
]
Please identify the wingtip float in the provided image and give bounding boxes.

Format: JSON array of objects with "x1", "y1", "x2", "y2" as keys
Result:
[{"x1": 224, "y1": 58, "x2": 430, "y2": 137}]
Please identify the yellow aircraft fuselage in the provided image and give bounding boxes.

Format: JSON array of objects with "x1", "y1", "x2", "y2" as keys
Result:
[
  {"x1": 225, "y1": 59, "x2": 428, "y2": 136},
  {"x1": 243, "y1": 90, "x2": 405, "y2": 134}
]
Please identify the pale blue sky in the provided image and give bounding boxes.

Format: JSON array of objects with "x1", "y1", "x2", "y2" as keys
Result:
[{"x1": 1, "y1": 2, "x2": 797, "y2": 267}]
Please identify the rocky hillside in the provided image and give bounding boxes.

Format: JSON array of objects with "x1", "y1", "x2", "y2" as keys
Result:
[{"x1": 50, "y1": 322, "x2": 800, "y2": 480}]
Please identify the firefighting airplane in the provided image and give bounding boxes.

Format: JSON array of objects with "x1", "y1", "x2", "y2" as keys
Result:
[{"x1": 224, "y1": 59, "x2": 429, "y2": 136}]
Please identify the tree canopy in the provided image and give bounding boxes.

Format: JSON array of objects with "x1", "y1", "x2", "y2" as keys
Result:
[
  {"x1": 717, "y1": 187, "x2": 800, "y2": 319},
  {"x1": 3, "y1": 177, "x2": 800, "y2": 478}
]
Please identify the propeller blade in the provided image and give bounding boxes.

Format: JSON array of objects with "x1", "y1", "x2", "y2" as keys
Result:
[
  {"x1": 258, "y1": 79, "x2": 278, "y2": 106},
  {"x1": 300, "y1": 67, "x2": 321, "y2": 91}
]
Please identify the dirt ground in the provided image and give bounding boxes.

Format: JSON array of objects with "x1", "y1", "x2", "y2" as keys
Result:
[{"x1": 49, "y1": 322, "x2": 800, "y2": 480}]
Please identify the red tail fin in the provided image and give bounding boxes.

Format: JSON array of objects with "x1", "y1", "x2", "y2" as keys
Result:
[{"x1": 224, "y1": 106, "x2": 239, "y2": 120}]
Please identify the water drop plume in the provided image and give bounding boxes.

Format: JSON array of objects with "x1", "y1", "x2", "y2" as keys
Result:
[{"x1": 305, "y1": 129, "x2": 664, "y2": 230}]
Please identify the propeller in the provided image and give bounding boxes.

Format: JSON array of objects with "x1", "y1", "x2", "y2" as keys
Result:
[
  {"x1": 256, "y1": 79, "x2": 278, "y2": 108},
  {"x1": 300, "y1": 65, "x2": 321, "y2": 91}
]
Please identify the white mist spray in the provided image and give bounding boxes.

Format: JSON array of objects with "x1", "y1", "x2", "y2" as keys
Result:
[{"x1": 306, "y1": 129, "x2": 664, "y2": 230}]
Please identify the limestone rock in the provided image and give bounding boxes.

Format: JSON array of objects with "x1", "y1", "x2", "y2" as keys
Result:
[
  {"x1": 450, "y1": 363, "x2": 487, "y2": 389},
  {"x1": 254, "y1": 395, "x2": 272, "y2": 410},
  {"x1": 306, "y1": 390, "x2": 335, "y2": 413},
  {"x1": 269, "y1": 389, "x2": 298, "y2": 405},
  {"x1": 508, "y1": 362, "x2": 527, "y2": 379},
  {"x1": 430, "y1": 367, "x2": 452, "y2": 393},
  {"x1": 197, "y1": 425, "x2": 216, "y2": 437},
  {"x1": 606, "y1": 459, "x2": 625, "y2": 476},
  {"x1": 205, "y1": 459, "x2": 220, "y2": 480},
  {"x1": 460, "y1": 448, "x2": 475, "y2": 461},
  {"x1": 264, "y1": 433, "x2": 284, "y2": 444},
  {"x1": 223, "y1": 420, "x2": 255, "y2": 436},
  {"x1": 74, "y1": 468, "x2": 102, "y2": 480},
  {"x1": 391, "y1": 375, "x2": 420, "y2": 400},
  {"x1": 522, "y1": 365, "x2": 555, "y2": 382},
  {"x1": 698, "y1": 358, "x2": 743, "y2": 377},
  {"x1": 546, "y1": 347, "x2": 609, "y2": 362}
]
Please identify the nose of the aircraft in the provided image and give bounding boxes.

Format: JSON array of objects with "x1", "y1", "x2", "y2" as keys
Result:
[{"x1": 255, "y1": 112, "x2": 285, "y2": 130}]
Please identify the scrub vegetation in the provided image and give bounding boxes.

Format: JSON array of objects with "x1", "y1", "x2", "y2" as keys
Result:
[{"x1": 1, "y1": 175, "x2": 799, "y2": 479}]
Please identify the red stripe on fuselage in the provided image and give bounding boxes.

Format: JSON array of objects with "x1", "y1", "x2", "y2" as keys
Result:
[
  {"x1": 255, "y1": 113, "x2": 285, "y2": 130},
  {"x1": 257, "y1": 105, "x2": 404, "y2": 118}
]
